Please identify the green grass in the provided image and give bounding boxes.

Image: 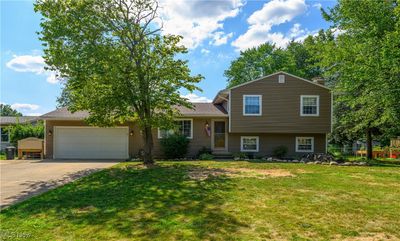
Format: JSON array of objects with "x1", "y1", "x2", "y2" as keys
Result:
[
  {"x1": 0, "y1": 154, "x2": 5, "y2": 160},
  {"x1": 340, "y1": 156, "x2": 400, "y2": 165},
  {"x1": 1, "y1": 161, "x2": 400, "y2": 241}
]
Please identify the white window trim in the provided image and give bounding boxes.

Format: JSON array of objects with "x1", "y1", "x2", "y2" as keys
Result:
[
  {"x1": 240, "y1": 136, "x2": 259, "y2": 152},
  {"x1": 157, "y1": 118, "x2": 193, "y2": 139},
  {"x1": 0, "y1": 127, "x2": 10, "y2": 143},
  {"x1": 243, "y1": 95, "x2": 262, "y2": 116},
  {"x1": 300, "y1": 95, "x2": 320, "y2": 117},
  {"x1": 278, "y1": 74, "x2": 285, "y2": 83},
  {"x1": 295, "y1": 136, "x2": 314, "y2": 152}
]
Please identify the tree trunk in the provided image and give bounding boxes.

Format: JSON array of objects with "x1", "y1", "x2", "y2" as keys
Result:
[
  {"x1": 142, "y1": 125, "x2": 154, "y2": 165},
  {"x1": 366, "y1": 128, "x2": 373, "y2": 160}
]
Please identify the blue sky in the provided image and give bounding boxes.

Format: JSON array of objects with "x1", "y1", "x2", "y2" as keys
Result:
[{"x1": 1, "y1": 0, "x2": 336, "y2": 116}]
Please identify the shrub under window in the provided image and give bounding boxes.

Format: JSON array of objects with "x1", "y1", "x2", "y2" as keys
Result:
[
  {"x1": 160, "y1": 134, "x2": 190, "y2": 159},
  {"x1": 272, "y1": 145, "x2": 288, "y2": 159}
]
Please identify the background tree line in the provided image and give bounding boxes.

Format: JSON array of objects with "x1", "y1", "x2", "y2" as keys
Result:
[{"x1": 225, "y1": 0, "x2": 400, "y2": 159}]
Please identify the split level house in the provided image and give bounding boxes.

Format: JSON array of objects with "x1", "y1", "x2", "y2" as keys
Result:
[{"x1": 41, "y1": 71, "x2": 332, "y2": 159}]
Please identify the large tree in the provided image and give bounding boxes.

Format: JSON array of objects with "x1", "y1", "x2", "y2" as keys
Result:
[
  {"x1": 224, "y1": 32, "x2": 330, "y2": 88},
  {"x1": 321, "y1": 0, "x2": 400, "y2": 159},
  {"x1": 35, "y1": 0, "x2": 202, "y2": 164},
  {"x1": 0, "y1": 104, "x2": 22, "y2": 117}
]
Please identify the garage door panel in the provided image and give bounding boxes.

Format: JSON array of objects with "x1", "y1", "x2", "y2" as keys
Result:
[{"x1": 54, "y1": 127, "x2": 129, "y2": 159}]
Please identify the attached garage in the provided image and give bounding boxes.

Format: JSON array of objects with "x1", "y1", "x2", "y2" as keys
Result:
[{"x1": 53, "y1": 126, "x2": 129, "y2": 159}]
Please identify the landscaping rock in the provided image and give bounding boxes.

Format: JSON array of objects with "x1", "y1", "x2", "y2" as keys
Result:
[
  {"x1": 307, "y1": 162, "x2": 314, "y2": 164},
  {"x1": 234, "y1": 157, "x2": 240, "y2": 161},
  {"x1": 329, "y1": 161, "x2": 338, "y2": 165},
  {"x1": 292, "y1": 159, "x2": 299, "y2": 163},
  {"x1": 315, "y1": 161, "x2": 322, "y2": 164},
  {"x1": 301, "y1": 153, "x2": 335, "y2": 163},
  {"x1": 267, "y1": 157, "x2": 273, "y2": 161}
]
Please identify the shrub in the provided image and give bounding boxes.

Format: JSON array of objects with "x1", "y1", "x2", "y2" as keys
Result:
[
  {"x1": 199, "y1": 153, "x2": 214, "y2": 160},
  {"x1": 160, "y1": 134, "x2": 190, "y2": 159},
  {"x1": 197, "y1": 146, "x2": 212, "y2": 157},
  {"x1": 7, "y1": 121, "x2": 44, "y2": 146},
  {"x1": 272, "y1": 145, "x2": 288, "y2": 159}
]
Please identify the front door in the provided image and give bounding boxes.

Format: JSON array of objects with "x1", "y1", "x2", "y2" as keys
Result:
[{"x1": 213, "y1": 120, "x2": 226, "y2": 150}]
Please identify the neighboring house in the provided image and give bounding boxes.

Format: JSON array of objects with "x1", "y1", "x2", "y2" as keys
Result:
[
  {"x1": 0, "y1": 116, "x2": 38, "y2": 150},
  {"x1": 41, "y1": 71, "x2": 332, "y2": 159}
]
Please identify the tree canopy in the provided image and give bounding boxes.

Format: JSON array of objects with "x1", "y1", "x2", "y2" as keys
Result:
[
  {"x1": 0, "y1": 104, "x2": 22, "y2": 117},
  {"x1": 35, "y1": 0, "x2": 202, "y2": 163},
  {"x1": 224, "y1": 31, "x2": 333, "y2": 88},
  {"x1": 321, "y1": 0, "x2": 400, "y2": 158}
]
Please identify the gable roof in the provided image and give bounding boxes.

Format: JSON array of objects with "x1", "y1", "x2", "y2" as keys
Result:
[
  {"x1": 41, "y1": 108, "x2": 89, "y2": 120},
  {"x1": 0, "y1": 116, "x2": 39, "y2": 125},
  {"x1": 176, "y1": 103, "x2": 227, "y2": 117},
  {"x1": 229, "y1": 71, "x2": 331, "y2": 91},
  {"x1": 41, "y1": 103, "x2": 227, "y2": 120}
]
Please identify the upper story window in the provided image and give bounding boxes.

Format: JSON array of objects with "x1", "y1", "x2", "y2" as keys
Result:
[
  {"x1": 300, "y1": 95, "x2": 319, "y2": 116},
  {"x1": 0, "y1": 127, "x2": 9, "y2": 143},
  {"x1": 158, "y1": 119, "x2": 193, "y2": 139},
  {"x1": 243, "y1": 95, "x2": 262, "y2": 116}
]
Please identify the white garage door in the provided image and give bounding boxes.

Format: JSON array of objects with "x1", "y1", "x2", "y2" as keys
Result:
[{"x1": 54, "y1": 127, "x2": 129, "y2": 159}]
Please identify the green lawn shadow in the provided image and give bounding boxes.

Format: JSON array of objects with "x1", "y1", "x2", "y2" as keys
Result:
[{"x1": 1, "y1": 163, "x2": 247, "y2": 240}]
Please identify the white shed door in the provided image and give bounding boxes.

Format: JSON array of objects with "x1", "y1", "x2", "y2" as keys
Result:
[{"x1": 54, "y1": 127, "x2": 129, "y2": 159}]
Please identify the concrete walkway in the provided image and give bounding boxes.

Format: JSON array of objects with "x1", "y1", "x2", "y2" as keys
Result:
[{"x1": 0, "y1": 159, "x2": 118, "y2": 209}]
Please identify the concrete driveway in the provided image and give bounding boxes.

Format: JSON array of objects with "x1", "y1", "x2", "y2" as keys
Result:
[{"x1": 0, "y1": 159, "x2": 118, "y2": 209}]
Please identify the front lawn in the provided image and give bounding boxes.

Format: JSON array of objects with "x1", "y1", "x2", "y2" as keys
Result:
[{"x1": 1, "y1": 161, "x2": 399, "y2": 240}]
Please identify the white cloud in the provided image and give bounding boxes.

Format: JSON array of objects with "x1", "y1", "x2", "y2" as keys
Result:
[
  {"x1": 201, "y1": 48, "x2": 210, "y2": 55},
  {"x1": 25, "y1": 112, "x2": 43, "y2": 116},
  {"x1": 181, "y1": 93, "x2": 211, "y2": 103},
  {"x1": 6, "y1": 55, "x2": 45, "y2": 74},
  {"x1": 210, "y1": 31, "x2": 234, "y2": 46},
  {"x1": 247, "y1": 0, "x2": 307, "y2": 26},
  {"x1": 289, "y1": 23, "x2": 305, "y2": 38},
  {"x1": 332, "y1": 27, "x2": 346, "y2": 37},
  {"x1": 232, "y1": 0, "x2": 308, "y2": 51},
  {"x1": 6, "y1": 54, "x2": 60, "y2": 84},
  {"x1": 46, "y1": 73, "x2": 59, "y2": 84},
  {"x1": 312, "y1": 3, "x2": 322, "y2": 9},
  {"x1": 160, "y1": 0, "x2": 244, "y2": 49},
  {"x1": 11, "y1": 103, "x2": 40, "y2": 111}
]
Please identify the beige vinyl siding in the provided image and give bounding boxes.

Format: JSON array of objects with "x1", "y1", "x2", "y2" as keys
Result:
[
  {"x1": 230, "y1": 73, "x2": 331, "y2": 133},
  {"x1": 228, "y1": 133, "x2": 326, "y2": 156},
  {"x1": 45, "y1": 118, "x2": 219, "y2": 159},
  {"x1": 148, "y1": 118, "x2": 222, "y2": 157}
]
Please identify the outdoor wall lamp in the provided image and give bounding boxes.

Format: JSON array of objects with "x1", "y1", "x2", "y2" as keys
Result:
[
  {"x1": 48, "y1": 130, "x2": 52, "y2": 136},
  {"x1": 204, "y1": 121, "x2": 211, "y2": 137},
  {"x1": 130, "y1": 131, "x2": 134, "y2": 136}
]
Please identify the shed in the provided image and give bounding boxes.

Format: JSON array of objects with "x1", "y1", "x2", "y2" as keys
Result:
[{"x1": 17, "y1": 137, "x2": 44, "y2": 159}]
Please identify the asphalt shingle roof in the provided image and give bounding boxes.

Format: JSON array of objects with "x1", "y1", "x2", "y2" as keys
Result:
[
  {"x1": 0, "y1": 116, "x2": 38, "y2": 125},
  {"x1": 41, "y1": 103, "x2": 227, "y2": 119}
]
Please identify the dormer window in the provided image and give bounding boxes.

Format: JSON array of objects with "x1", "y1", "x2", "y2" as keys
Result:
[{"x1": 243, "y1": 95, "x2": 262, "y2": 116}]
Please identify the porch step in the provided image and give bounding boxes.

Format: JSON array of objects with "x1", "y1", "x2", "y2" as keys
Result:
[{"x1": 212, "y1": 152, "x2": 233, "y2": 160}]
